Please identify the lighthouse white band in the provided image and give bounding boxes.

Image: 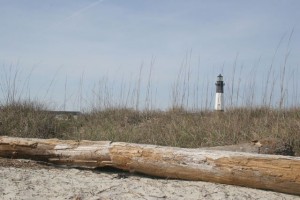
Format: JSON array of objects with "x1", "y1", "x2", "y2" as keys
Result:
[{"x1": 215, "y1": 93, "x2": 224, "y2": 111}]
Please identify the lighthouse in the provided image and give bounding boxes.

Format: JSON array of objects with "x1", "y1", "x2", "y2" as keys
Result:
[{"x1": 215, "y1": 74, "x2": 225, "y2": 111}]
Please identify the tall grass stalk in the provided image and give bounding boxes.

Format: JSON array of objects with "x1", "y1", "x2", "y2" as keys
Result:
[
  {"x1": 145, "y1": 57, "x2": 155, "y2": 111},
  {"x1": 279, "y1": 30, "x2": 293, "y2": 108},
  {"x1": 263, "y1": 34, "x2": 284, "y2": 106},
  {"x1": 135, "y1": 63, "x2": 143, "y2": 110}
]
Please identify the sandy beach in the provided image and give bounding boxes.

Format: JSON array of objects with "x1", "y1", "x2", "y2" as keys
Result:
[{"x1": 0, "y1": 158, "x2": 299, "y2": 200}]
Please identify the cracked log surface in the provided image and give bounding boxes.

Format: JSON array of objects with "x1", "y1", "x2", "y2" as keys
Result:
[{"x1": 0, "y1": 136, "x2": 299, "y2": 195}]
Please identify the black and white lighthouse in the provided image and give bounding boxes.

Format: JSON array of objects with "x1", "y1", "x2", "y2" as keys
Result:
[{"x1": 215, "y1": 74, "x2": 225, "y2": 111}]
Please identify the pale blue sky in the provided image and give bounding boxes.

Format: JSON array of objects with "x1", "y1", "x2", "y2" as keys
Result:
[{"x1": 0, "y1": 0, "x2": 299, "y2": 110}]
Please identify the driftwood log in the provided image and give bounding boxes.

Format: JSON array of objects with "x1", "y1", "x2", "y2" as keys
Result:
[{"x1": 0, "y1": 136, "x2": 299, "y2": 195}]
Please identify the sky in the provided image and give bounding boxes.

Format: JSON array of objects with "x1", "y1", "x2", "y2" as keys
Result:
[{"x1": 0, "y1": 0, "x2": 299, "y2": 111}]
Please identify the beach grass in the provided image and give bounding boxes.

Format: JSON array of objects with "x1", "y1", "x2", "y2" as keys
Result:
[{"x1": 0, "y1": 103, "x2": 299, "y2": 155}]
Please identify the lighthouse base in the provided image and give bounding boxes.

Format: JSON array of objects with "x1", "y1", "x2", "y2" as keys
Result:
[{"x1": 215, "y1": 93, "x2": 224, "y2": 111}]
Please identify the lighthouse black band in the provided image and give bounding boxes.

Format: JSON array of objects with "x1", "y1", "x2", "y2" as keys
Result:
[{"x1": 215, "y1": 81, "x2": 224, "y2": 93}]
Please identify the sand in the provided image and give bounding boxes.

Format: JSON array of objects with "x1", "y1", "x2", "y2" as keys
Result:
[{"x1": 0, "y1": 158, "x2": 299, "y2": 200}]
